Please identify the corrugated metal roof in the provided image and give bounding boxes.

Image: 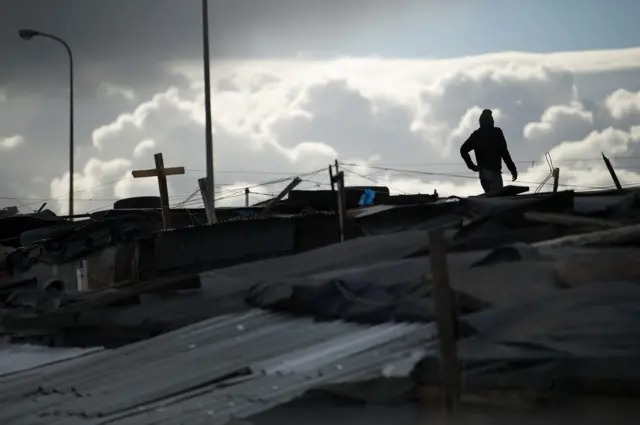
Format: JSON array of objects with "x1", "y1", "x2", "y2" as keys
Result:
[
  {"x1": 0, "y1": 309, "x2": 435, "y2": 425},
  {"x1": 108, "y1": 338, "x2": 429, "y2": 425},
  {"x1": 0, "y1": 344, "x2": 102, "y2": 378},
  {"x1": 350, "y1": 205, "x2": 396, "y2": 218},
  {"x1": 154, "y1": 211, "x2": 337, "y2": 233}
]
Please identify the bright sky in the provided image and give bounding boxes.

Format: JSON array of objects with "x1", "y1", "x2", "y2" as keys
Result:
[
  {"x1": 1, "y1": 0, "x2": 640, "y2": 212},
  {"x1": 342, "y1": 0, "x2": 640, "y2": 58}
]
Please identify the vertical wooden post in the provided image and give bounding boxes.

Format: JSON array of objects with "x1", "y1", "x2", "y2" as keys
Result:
[
  {"x1": 429, "y1": 228, "x2": 460, "y2": 415},
  {"x1": 245, "y1": 188, "x2": 250, "y2": 207},
  {"x1": 153, "y1": 153, "x2": 172, "y2": 229},
  {"x1": 552, "y1": 168, "x2": 560, "y2": 193},
  {"x1": 331, "y1": 171, "x2": 346, "y2": 242}
]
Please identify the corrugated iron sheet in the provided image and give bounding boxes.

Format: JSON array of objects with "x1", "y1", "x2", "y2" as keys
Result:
[
  {"x1": 108, "y1": 338, "x2": 429, "y2": 425},
  {"x1": 154, "y1": 211, "x2": 337, "y2": 233},
  {"x1": 0, "y1": 309, "x2": 435, "y2": 425},
  {"x1": 0, "y1": 344, "x2": 102, "y2": 377}
]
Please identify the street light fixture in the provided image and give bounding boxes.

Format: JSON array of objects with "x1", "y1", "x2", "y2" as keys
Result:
[
  {"x1": 18, "y1": 29, "x2": 39, "y2": 40},
  {"x1": 18, "y1": 28, "x2": 75, "y2": 218}
]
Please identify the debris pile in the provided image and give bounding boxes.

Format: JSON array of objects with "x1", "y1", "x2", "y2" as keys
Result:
[{"x1": 1, "y1": 178, "x2": 640, "y2": 424}]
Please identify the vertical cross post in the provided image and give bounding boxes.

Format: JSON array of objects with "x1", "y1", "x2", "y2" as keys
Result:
[{"x1": 154, "y1": 153, "x2": 171, "y2": 229}]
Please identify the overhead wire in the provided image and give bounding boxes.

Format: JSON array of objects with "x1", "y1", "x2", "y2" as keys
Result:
[
  {"x1": 174, "y1": 167, "x2": 327, "y2": 209},
  {"x1": 338, "y1": 161, "x2": 628, "y2": 191},
  {"x1": 7, "y1": 154, "x2": 640, "y2": 216},
  {"x1": 352, "y1": 154, "x2": 640, "y2": 168},
  {"x1": 339, "y1": 165, "x2": 408, "y2": 195}
]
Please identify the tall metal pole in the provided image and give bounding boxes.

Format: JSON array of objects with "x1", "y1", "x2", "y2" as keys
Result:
[
  {"x1": 19, "y1": 30, "x2": 74, "y2": 217},
  {"x1": 67, "y1": 43, "x2": 74, "y2": 218},
  {"x1": 202, "y1": 0, "x2": 217, "y2": 222}
]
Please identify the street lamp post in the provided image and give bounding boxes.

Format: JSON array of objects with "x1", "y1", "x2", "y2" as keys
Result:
[
  {"x1": 19, "y1": 29, "x2": 75, "y2": 218},
  {"x1": 201, "y1": 0, "x2": 217, "y2": 223}
]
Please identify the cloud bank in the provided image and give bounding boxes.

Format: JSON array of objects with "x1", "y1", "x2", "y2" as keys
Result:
[{"x1": 6, "y1": 47, "x2": 640, "y2": 214}]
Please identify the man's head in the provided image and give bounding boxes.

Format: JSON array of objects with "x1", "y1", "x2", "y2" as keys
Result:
[{"x1": 479, "y1": 109, "x2": 494, "y2": 127}]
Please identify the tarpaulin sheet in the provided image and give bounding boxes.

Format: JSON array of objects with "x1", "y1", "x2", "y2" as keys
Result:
[
  {"x1": 413, "y1": 281, "x2": 640, "y2": 395},
  {"x1": 210, "y1": 230, "x2": 436, "y2": 282},
  {"x1": 463, "y1": 280, "x2": 640, "y2": 357},
  {"x1": 246, "y1": 277, "x2": 487, "y2": 324}
]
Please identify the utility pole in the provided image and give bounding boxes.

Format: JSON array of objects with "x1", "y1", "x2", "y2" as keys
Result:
[{"x1": 202, "y1": 0, "x2": 217, "y2": 222}]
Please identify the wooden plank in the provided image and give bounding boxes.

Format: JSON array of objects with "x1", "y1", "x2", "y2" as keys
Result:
[
  {"x1": 534, "y1": 223, "x2": 640, "y2": 248},
  {"x1": 132, "y1": 166, "x2": 185, "y2": 178},
  {"x1": 524, "y1": 212, "x2": 623, "y2": 229},
  {"x1": 602, "y1": 153, "x2": 622, "y2": 190},
  {"x1": 262, "y1": 177, "x2": 302, "y2": 213},
  {"x1": 553, "y1": 248, "x2": 640, "y2": 288},
  {"x1": 154, "y1": 153, "x2": 172, "y2": 229},
  {"x1": 428, "y1": 229, "x2": 461, "y2": 414}
]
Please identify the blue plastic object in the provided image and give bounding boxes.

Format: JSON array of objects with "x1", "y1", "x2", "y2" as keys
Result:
[{"x1": 358, "y1": 189, "x2": 376, "y2": 206}]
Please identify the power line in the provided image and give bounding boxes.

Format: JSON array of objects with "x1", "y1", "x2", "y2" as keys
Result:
[
  {"x1": 339, "y1": 165, "x2": 408, "y2": 195},
  {"x1": 360, "y1": 155, "x2": 640, "y2": 168},
  {"x1": 338, "y1": 162, "x2": 631, "y2": 191},
  {"x1": 185, "y1": 168, "x2": 328, "y2": 176},
  {"x1": 171, "y1": 169, "x2": 328, "y2": 209}
]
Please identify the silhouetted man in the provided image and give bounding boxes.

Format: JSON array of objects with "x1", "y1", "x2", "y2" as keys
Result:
[{"x1": 460, "y1": 109, "x2": 517, "y2": 193}]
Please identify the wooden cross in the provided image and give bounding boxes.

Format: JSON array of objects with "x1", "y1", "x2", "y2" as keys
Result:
[{"x1": 131, "y1": 152, "x2": 185, "y2": 229}]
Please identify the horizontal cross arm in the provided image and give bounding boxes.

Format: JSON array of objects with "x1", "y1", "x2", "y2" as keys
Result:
[{"x1": 132, "y1": 166, "x2": 186, "y2": 178}]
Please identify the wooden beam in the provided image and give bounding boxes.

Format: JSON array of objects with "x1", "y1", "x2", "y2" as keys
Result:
[
  {"x1": 131, "y1": 153, "x2": 186, "y2": 229},
  {"x1": 262, "y1": 177, "x2": 302, "y2": 214},
  {"x1": 554, "y1": 248, "x2": 640, "y2": 288},
  {"x1": 428, "y1": 228, "x2": 460, "y2": 415},
  {"x1": 154, "y1": 153, "x2": 172, "y2": 229},
  {"x1": 534, "y1": 223, "x2": 640, "y2": 248},
  {"x1": 602, "y1": 153, "x2": 622, "y2": 190},
  {"x1": 132, "y1": 166, "x2": 185, "y2": 179},
  {"x1": 524, "y1": 212, "x2": 623, "y2": 229}
]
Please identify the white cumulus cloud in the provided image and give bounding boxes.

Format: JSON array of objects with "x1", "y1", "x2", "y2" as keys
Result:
[
  {"x1": 606, "y1": 89, "x2": 640, "y2": 120},
  {"x1": 44, "y1": 47, "x2": 640, "y2": 214},
  {"x1": 0, "y1": 135, "x2": 25, "y2": 151},
  {"x1": 133, "y1": 139, "x2": 156, "y2": 159}
]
